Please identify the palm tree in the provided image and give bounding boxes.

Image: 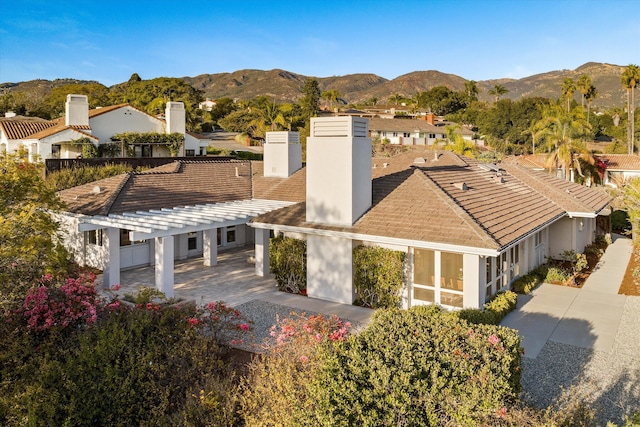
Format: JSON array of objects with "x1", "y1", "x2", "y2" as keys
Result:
[
  {"x1": 464, "y1": 80, "x2": 479, "y2": 103},
  {"x1": 585, "y1": 84, "x2": 598, "y2": 124},
  {"x1": 488, "y1": 84, "x2": 508, "y2": 103},
  {"x1": 561, "y1": 78, "x2": 576, "y2": 112},
  {"x1": 576, "y1": 74, "x2": 591, "y2": 108},
  {"x1": 388, "y1": 93, "x2": 405, "y2": 105},
  {"x1": 534, "y1": 104, "x2": 592, "y2": 181},
  {"x1": 621, "y1": 64, "x2": 640, "y2": 154},
  {"x1": 321, "y1": 89, "x2": 341, "y2": 112}
]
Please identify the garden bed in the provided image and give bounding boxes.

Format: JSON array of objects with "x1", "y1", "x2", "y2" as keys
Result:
[{"x1": 619, "y1": 245, "x2": 640, "y2": 296}]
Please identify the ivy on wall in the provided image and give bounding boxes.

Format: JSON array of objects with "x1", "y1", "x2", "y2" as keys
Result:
[{"x1": 111, "y1": 132, "x2": 185, "y2": 157}]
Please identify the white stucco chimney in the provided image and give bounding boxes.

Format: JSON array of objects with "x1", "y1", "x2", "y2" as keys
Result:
[
  {"x1": 165, "y1": 102, "x2": 186, "y2": 134},
  {"x1": 305, "y1": 116, "x2": 372, "y2": 226},
  {"x1": 264, "y1": 131, "x2": 302, "y2": 178},
  {"x1": 65, "y1": 94, "x2": 89, "y2": 126}
]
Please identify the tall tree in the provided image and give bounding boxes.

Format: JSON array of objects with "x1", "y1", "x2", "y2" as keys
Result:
[
  {"x1": 585, "y1": 84, "x2": 598, "y2": 124},
  {"x1": 321, "y1": 89, "x2": 342, "y2": 112},
  {"x1": 387, "y1": 93, "x2": 406, "y2": 105},
  {"x1": 561, "y1": 78, "x2": 576, "y2": 112},
  {"x1": 488, "y1": 84, "x2": 509, "y2": 103},
  {"x1": 534, "y1": 104, "x2": 592, "y2": 181},
  {"x1": 576, "y1": 74, "x2": 592, "y2": 108},
  {"x1": 464, "y1": 80, "x2": 480, "y2": 103},
  {"x1": 300, "y1": 78, "x2": 320, "y2": 121},
  {"x1": 621, "y1": 64, "x2": 640, "y2": 154}
]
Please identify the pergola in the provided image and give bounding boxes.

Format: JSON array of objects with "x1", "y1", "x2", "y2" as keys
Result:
[{"x1": 77, "y1": 199, "x2": 295, "y2": 297}]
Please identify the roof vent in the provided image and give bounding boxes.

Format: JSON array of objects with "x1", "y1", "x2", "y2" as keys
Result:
[
  {"x1": 91, "y1": 186, "x2": 103, "y2": 194},
  {"x1": 453, "y1": 182, "x2": 468, "y2": 190},
  {"x1": 413, "y1": 157, "x2": 426, "y2": 164},
  {"x1": 383, "y1": 163, "x2": 389, "y2": 168},
  {"x1": 494, "y1": 176, "x2": 505, "y2": 184},
  {"x1": 433, "y1": 152, "x2": 441, "y2": 161}
]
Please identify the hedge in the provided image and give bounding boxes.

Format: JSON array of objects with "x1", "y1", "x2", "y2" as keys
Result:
[
  {"x1": 353, "y1": 245, "x2": 405, "y2": 309},
  {"x1": 457, "y1": 290, "x2": 518, "y2": 325},
  {"x1": 308, "y1": 305, "x2": 523, "y2": 426},
  {"x1": 269, "y1": 236, "x2": 307, "y2": 294}
]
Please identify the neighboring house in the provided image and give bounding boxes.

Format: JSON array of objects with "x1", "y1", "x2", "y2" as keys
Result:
[
  {"x1": 368, "y1": 117, "x2": 474, "y2": 146},
  {"x1": 56, "y1": 131, "x2": 304, "y2": 297},
  {"x1": 504, "y1": 153, "x2": 640, "y2": 187},
  {"x1": 56, "y1": 117, "x2": 611, "y2": 310},
  {"x1": 597, "y1": 154, "x2": 640, "y2": 187},
  {"x1": 250, "y1": 117, "x2": 611, "y2": 310},
  {"x1": 1, "y1": 95, "x2": 209, "y2": 159}
]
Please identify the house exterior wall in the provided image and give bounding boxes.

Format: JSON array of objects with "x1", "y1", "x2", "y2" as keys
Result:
[
  {"x1": 90, "y1": 107, "x2": 164, "y2": 142},
  {"x1": 307, "y1": 234, "x2": 355, "y2": 304},
  {"x1": 549, "y1": 216, "x2": 595, "y2": 258}
]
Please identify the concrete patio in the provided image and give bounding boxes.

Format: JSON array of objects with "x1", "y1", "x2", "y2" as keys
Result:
[{"x1": 97, "y1": 245, "x2": 373, "y2": 325}]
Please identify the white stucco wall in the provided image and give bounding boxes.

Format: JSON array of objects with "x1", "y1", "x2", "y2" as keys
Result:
[
  {"x1": 90, "y1": 107, "x2": 164, "y2": 142},
  {"x1": 307, "y1": 235, "x2": 355, "y2": 304}
]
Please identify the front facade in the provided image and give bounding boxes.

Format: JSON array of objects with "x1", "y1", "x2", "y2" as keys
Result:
[
  {"x1": 1, "y1": 95, "x2": 208, "y2": 159},
  {"x1": 368, "y1": 117, "x2": 475, "y2": 146},
  {"x1": 251, "y1": 117, "x2": 611, "y2": 310}
]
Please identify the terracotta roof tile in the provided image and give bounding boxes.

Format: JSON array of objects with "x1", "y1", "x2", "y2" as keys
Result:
[
  {"x1": 0, "y1": 116, "x2": 56, "y2": 140},
  {"x1": 596, "y1": 154, "x2": 640, "y2": 171}
]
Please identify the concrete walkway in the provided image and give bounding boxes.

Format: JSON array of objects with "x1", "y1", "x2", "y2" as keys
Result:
[{"x1": 501, "y1": 234, "x2": 634, "y2": 358}]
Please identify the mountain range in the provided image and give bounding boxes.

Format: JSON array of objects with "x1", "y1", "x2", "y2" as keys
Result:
[{"x1": 1, "y1": 62, "x2": 630, "y2": 110}]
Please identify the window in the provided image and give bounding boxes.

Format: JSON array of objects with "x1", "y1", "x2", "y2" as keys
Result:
[
  {"x1": 413, "y1": 249, "x2": 463, "y2": 308},
  {"x1": 392, "y1": 132, "x2": 398, "y2": 137},
  {"x1": 186, "y1": 149, "x2": 195, "y2": 157},
  {"x1": 188, "y1": 232, "x2": 197, "y2": 250},
  {"x1": 85, "y1": 229, "x2": 103, "y2": 246},
  {"x1": 217, "y1": 228, "x2": 222, "y2": 246},
  {"x1": 441, "y1": 252, "x2": 463, "y2": 308},
  {"x1": 403, "y1": 132, "x2": 410, "y2": 137},
  {"x1": 226, "y1": 226, "x2": 236, "y2": 243},
  {"x1": 429, "y1": 133, "x2": 435, "y2": 139},
  {"x1": 141, "y1": 145, "x2": 152, "y2": 157},
  {"x1": 414, "y1": 249, "x2": 435, "y2": 286},
  {"x1": 486, "y1": 257, "x2": 494, "y2": 299},
  {"x1": 120, "y1": 229, "x2": 146, "y2": 246},
  {"x1": 535, "y1": 231, "x2": 543, "y2": 247},
  {"x1": 51, "y1": 144, "x2": 61, "y2": 159}
]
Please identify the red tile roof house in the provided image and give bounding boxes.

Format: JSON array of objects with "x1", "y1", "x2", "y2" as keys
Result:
[
  {"x1": 504, "y1": 153, "x2": 640, "y2": 187},
  {"x1": 56, "y1": 117, "x2": 611, "y2": 309},
  {"x1": 0, "y1": 94, "x2": 209, "y2": 160}
]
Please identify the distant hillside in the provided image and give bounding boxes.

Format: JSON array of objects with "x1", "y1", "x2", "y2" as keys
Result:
[{"x1": 1, "y1": 63, "x2": 630, "y2": 109}]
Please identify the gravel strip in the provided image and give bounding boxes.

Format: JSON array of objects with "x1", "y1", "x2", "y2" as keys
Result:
[{"x1": 521, "y1": 296, "x2": 640, "y2": 425}]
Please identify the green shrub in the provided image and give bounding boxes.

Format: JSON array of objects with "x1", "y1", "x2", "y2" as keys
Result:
[
  {"x1": 458, "y1": 290, "x2": 518, "y2": 325},
  {"x1": 511, "y1": 272, "x2": 541, "y2": 294},
  {"x1": 545, "y1": 266, "x2": 572, "y2": 283},
  {"x1": 308, "y1": 305, "x2": 523, "y2": 426},
  {"x1": 612, "y1": 209, "x2": 631, "y2": 232},
  {"x1": 353, "y1": 245, "x2": 405, "y2": 309},
  {"x1": 0, "y1": 303, "x2": 239, "y2": 426},
  {"x1": 46, "y1": 163, "x2": 134, "y2": 191},
  {"x1": 269, "y1": 236, "x2": 307, "y2": 294}
]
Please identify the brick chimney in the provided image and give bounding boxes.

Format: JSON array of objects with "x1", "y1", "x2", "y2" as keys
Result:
[
  {"x1": 264, "y1": 131, "x2": 302, "y2": 178},
  {"x1": 426, "y1": 112, "x2": 435, "y2": 125},
  {"x1": 65, "y1": 94, "x2": 89, "y2": 126}
]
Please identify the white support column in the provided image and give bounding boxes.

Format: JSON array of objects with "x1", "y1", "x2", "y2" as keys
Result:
[
  {"x1": 307, "y1": 235, "x2": 355, "y2": 304},
  {"x1": 103, "y1": 227, "x2": 120, "y2": 289},
  {"x1": 203, "y1": 228, "x2": 217, "y2": 267},
  {"x1": 255, "y1": 228, "x2": 270, "y2": 277},
  {"x1": 155, "y1": 236, "x2": 175, "y2": 298},
  {"x1": 463, "y1": 253, "x2": 482, "y2": 309},
  {"x1": 176, "y1": 234, "x2": 188, "y2": 260}
]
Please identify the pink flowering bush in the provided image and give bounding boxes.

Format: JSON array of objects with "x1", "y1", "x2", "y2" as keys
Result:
[
  {"x1": 21, "y1": 273, "x2": 101, "y2": 332},
  {"x1": 198, "y1": 300, "x2": 252, "y2": 346},
  {"x1": 240, "y1": 312, "x2": 352, "y2": 426}
]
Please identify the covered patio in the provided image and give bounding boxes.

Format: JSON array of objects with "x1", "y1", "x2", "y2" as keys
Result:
[{"x1": 98, "y1": 245, "x2": 373, "y2": 325}]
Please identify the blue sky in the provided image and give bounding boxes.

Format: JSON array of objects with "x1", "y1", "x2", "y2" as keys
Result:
[{"x1": 1, "y1": 0, "x2": 638, "y2": 86}]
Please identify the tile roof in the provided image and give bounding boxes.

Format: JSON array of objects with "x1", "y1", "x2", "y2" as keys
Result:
[
  {"x1": 251, "y1": 161, "x2": 306, "y2": 202},
  {"x1": 0, "y1": 116, "x2": 56, "y2": 140},
  {"x1": 596, "y1": 154, "x2": 640, "y2": 171},
  {"x1": 58, "y1": 160, "x2": 253, "y2": 215},
  {"x1": 26, "y1": 124, "x2": 98, "y2": 141},
  {"x1": 253, "y1": 149, "x2": 612, "y2": 251}
]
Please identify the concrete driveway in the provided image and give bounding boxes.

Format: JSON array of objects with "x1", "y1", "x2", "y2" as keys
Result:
[{"x1": 501, "y1": 234, "x2": 634, "y2": 358}]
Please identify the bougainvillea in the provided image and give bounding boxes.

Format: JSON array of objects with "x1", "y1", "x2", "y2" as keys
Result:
[{"x1": 21, "y1": 273, "x2": 101, "y2": 332}]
